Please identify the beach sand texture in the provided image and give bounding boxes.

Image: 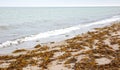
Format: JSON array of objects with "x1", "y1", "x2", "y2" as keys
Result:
[{"x1": 0, "y1": 22, "x2": 120, "y2": 70}]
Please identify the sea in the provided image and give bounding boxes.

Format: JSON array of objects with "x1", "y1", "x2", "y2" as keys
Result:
[{"x1": 0, "y1": 7, "x2": 120, "y2": 51}]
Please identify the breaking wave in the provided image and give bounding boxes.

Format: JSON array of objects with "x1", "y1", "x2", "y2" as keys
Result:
[{"x1": 0, "y1": 16, "x2": 120, "y2": 48}]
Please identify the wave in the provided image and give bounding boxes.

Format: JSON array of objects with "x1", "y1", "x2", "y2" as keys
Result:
[{"x1": 0, "y1": 16, "x2": 120, "y2": 48}]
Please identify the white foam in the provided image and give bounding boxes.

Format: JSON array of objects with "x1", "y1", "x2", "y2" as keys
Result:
[{"x1": 0, "y1": 17, "x2": 120, "y2": 48}]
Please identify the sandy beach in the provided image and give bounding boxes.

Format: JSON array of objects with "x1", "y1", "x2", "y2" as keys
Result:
[{"x1": 0, "y1": 21, "x2": 120, "y2": 70}]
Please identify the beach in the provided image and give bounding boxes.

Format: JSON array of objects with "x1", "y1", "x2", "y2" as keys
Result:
[{"x1": 0, "y1": 21, "x2": 120, "y2": 70}]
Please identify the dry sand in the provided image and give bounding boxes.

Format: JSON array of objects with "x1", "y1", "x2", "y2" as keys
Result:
[{"x1": 0, "y1": 22, "x2": 120, "y2": 70}]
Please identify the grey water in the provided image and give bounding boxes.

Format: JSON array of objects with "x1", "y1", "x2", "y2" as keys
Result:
[{"x1": 0, "y1": 7, "x2": 120, "y2": 43}]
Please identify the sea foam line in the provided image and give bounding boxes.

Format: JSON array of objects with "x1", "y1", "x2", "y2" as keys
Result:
[{"x1": 0, "y1": 17, "x2": 120, "y2": 48}]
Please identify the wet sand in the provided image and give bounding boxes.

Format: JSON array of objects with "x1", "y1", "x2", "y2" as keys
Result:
[{"x1": 0, "y1": 22, "x2": 120, "y2": 70}]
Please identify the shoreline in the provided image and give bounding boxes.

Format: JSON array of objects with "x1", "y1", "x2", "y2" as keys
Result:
[
  {"x1": 0, "y1": 17, "x2": 120, "y2": 54},
  {"x1": 0, "y1": 21, "x2": 120, "y2": 70}
]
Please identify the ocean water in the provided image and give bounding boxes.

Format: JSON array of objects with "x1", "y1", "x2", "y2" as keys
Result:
[{"x1": 0, "y1": 7, "x2": 120, "y2": 48}]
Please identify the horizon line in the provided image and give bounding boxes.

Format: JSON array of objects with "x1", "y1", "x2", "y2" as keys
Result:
[{"x1": 0, "y1": 5, "x2": 120, "y2": 7}]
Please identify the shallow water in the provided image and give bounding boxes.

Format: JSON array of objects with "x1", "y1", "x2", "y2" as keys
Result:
[{"x1": 0, "y1": 7, "x2": 120, "y2": 48}]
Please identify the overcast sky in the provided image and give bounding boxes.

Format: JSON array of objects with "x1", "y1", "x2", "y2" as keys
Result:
[{"x1": 0, "y1": 0, "x2": 120, "y2": 7}]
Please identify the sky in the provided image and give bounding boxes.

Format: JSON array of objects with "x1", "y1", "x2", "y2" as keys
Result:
[{"x1": 0, "y1": 0, "x2": 120, "y2": 7}]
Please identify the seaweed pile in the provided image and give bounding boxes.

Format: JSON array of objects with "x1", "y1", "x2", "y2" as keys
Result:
[{"x1": 0, "y1": 22, "x2": 120, "y2": 70}]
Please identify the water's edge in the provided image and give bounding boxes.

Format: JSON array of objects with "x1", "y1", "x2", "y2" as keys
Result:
[{"x1": 0, "y1": 16, "x2": 120, "y2": 49}]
